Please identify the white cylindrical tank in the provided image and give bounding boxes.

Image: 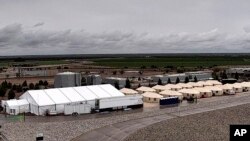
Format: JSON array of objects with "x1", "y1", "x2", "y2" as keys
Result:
[{"x1": 54, "y1": 72, "x2": 81, "y2": 88}]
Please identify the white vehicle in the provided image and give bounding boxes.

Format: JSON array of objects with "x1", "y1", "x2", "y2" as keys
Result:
[{"x1": 98, "y1": 95, "x2": 143, "y2": 111}]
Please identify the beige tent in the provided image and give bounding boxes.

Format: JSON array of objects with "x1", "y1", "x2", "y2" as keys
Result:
[
  {"x1": 159, "y1": 90, "x2": 183, "y2": 100},
  {"x1": 178, "y1": 89, "x2": 201, "y2": 99},
  {"x1": 165, "y1": 84, "x2": 182, "y2": 91},
  {"x1": 136, "y1": 86, "x2": 156, "y2": 94},
  {"x1": 216, "y1": 85, "x2": 234, "y2": 94},
  {"x1": 224, "y1": 83, "x2": 243, "y2": 93},
  {"x1": 142, "y1": 92, "x2": 163, "y2": 103},
  {"x1": 206, "y1": 80, "x2": 222, "y2": 86},
  {"x1": 120, "y1": 88, "x2": 138, "y2": 95},
  {"x1": 193, "y1": 87, "x2": 213, "y2": 98},
  {"x1": 152, "y1": 85, "x2": 171, "y2": 92},
  {"x1": 176, "y1": 83, "x2": 193, "y2": 89},
  {"x1": 240, "y1": 82, "x2": 250, "y2": 92},
  {"x1": 187, "y1": 82, "x2": 203, "y2": 88},
  {"x1": 204, "y1": 86, "x2": 223, "y2": 96}
]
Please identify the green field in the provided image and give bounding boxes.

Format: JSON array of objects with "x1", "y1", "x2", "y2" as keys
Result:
[
  {"x1": 0, "y1": 60, "x2": 68, "y2": 67},
  {"x1": 92, "y1": 57, "x2": 250, "y2": 68}
]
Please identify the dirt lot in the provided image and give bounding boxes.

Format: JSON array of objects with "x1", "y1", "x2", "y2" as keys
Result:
[{"x1": 124, "y1": 103, "x2": 250, "y2": 141}]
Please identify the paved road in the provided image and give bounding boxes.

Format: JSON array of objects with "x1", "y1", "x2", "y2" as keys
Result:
[{"x1": 72, "y1": 93, "x2": 250, "y2": 141}]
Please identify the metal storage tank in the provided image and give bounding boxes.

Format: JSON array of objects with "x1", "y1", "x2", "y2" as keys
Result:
[{"x1": 54, "y1": 72, "x2": 81, "y2": 88}]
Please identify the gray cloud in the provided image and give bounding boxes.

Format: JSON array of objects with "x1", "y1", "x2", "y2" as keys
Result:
[
  {"x1": 0, "y1": 23, "x2": 250, "y2": 55},
  {"x1": 33, "y1": 22, "x2": 44, "y2": 27}
]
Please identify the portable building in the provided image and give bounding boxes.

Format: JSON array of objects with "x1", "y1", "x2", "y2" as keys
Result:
[
  {"x1": 120, "y1": 88, "x2": 139, "y2": 95},
  {"x1": 152, "y1": 85, "x2": 171, "y2": 92},
  {"x1": 165, "y1": 84, "x2": 182, "y2": 91},
  {"x1": 136, "y1": 86, "x2": 156, "y2": 94},
  {"x1": 142, "y1": 92, "x2": 163, "y2": 103},
  {"x1": 178, "y1": 89, "x2": 201, "y2": 99},
  {"x1": 3, "y1": 99, "x2": 29, "y2": 115},
  {"x1": 192, "y1": 88, "x2": 213, "y2": 98},
  {"x1": 159, "y1": 90, "x2": 183, "y2": 100},
  {"x1": 204, "y1": 86, "x2": 223, "y2": 96},
  {"x1": 176, "y1": 83, "x2": 193, "y2": 89}
]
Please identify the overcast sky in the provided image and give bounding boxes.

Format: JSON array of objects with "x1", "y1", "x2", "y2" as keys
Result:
[{"x1": 1, "y1": 0, "x2": 250, "y2": 55}]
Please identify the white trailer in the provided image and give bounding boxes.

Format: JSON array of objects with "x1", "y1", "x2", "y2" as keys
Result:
[
  {"x1": 64, "y1": 103, "x2": 91, "y2": 115},
  {"x1": 98, "y1": 95, "x2": 143, "y2": 110}
]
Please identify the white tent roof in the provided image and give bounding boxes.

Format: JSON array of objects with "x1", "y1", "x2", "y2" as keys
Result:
[
  {"x1": 20, "y1": 84, "x2": 124, "y2": 106},
  {"x1": 165, "y1": 84, "x2": 182, "y2": 89},
  {"x1": 206, "y1": 80, "x2": 222, "y2": 85},
  {"x1": 240, "y1": 82, "x2": 250, "y2": 87},
  {"x1": 44, "y1": 89, "x2": 71, "y2": 104},
  {"x1": 187, "y1": 82, "x2": 203, "y2": 87},
  {"x1": 196, "y1": 81, "x2": 207, "y2": 86},
  {"x1": 176, "y1": 83, "x2": 193, "y2": 88},
  {"x1": 178, "y1": 89, "x2": 200, "y2": 95},
  {"x1": 28, "y1": 90, "x2": 55, "y2": 106},
  {"x1": 152, "y1": 85, "x2": 171, "y2": 90},
  {"x1": 217, "y1": 85, "x2": 233, "y2": 90},
  {"x1": 136, "y1": 86, "x2": 156, "y2": 92},
  {"x1": 204, "y1": 86, "x2": 223, "y2": 91},
  {"x1": 224, "y1": 83, "x2": 242, "y2": 89},
  {"x1": 73, "y1": 87, "x2": 98, "y2": 100},
  {"x1": 6, "y1": 99, "x2": 29, "y2": 107},
  {"x1": 142, "y1": 92, "x2": 163, "y2": 98},
  {"x1": 87, "y1": 85, "x2": 112, "y2": 98},
  {"x1": 193, "y1": 87, "x2": 212, "y2": 93},
  {"x1": 160, "y1": 90, "x2": 183, "y2": 96},
  {"x1": 59, "y1": 87, "x2": 86, "y2": 102},
  {"x1": 99, "y1": 84, "x2": 124, "y2": 97},
  {"x1": 120, "y1": 88, "x2": 138, "y2": 95}
]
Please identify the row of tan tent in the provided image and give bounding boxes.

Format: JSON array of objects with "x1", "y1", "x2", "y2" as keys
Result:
[{"x1": 120, "y1": 81, "x2": 250, "y2": 103}]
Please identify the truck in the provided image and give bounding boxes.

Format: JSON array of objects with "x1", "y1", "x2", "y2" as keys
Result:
[{"x1": 98, "y1": 95, "x2": 143, "y2": 112}]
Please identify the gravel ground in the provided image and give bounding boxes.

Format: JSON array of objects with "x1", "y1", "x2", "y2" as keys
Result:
[
  {"x1": 2, "y1": 93, "x2": 250, "y2": 141},
  {"x1": 124, "y1": 103, "x2": 250, "y2": 141}
]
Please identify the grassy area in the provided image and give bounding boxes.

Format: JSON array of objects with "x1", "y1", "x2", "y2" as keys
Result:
[
  {"x1": 92, "y1": 56, "x2": 250, "y2": 68},
  {"x1": 0, "y1": 60, "x2": 68, "y2": 67}
]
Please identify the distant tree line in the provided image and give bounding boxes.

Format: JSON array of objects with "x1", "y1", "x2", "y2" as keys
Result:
[{"x1": 0, "y1": 79, "x2": 49, "y2": 100}]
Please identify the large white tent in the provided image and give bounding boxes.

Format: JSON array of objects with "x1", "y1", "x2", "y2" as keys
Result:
[{"x1": 18, "y1": 84, "x2": 126, "y2": 115}]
